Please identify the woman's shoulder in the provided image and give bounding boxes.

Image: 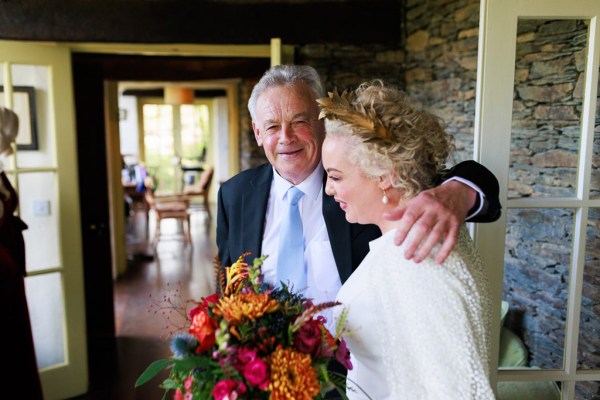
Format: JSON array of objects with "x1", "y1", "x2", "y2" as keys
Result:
[{"x1": 372, "y1": 227, "x2": 485, "y2": 282}]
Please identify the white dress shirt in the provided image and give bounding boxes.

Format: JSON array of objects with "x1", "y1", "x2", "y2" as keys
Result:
[
  {"x1": 261, "y1": 163, "x2": 342, "y2": 332},
  {"x1": 444, "y1": 177, "x2": 485, "y2": 219}
]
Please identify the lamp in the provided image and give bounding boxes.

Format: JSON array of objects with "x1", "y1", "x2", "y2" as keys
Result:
[{"x1": 164, "y1": 87, "x2": 195, "y2": 105}]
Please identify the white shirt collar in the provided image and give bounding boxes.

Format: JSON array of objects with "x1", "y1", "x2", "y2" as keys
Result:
[{"x1": 272, "y1": 162, "x2": 324, "y2": 202}]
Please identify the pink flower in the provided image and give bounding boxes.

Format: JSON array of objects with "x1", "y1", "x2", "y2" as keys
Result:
[
  {"x1": 212, "y1": 379, "x2": 247, "y2": 400},
  {"x1": 242, "y1": 357, "x2": 270, "y2": 388},
  {"x1": 236, "y1": 346, "x2": 257, "y2": 366},
  {"x1": 293, "y1": 319, "x2": 323, "y2": 357},
  {"x1": 335, "y1": 338, "x2": 353, "y2": 370},
  {"x1": 183, "y1": 393, "x2": 193, "y2": 400},
  {"x1": 174, "y1": 389, "x2": 183, "y2": 400},
  {"x1": 184, "y1": 376, "x2": 194, "y2": 392}
]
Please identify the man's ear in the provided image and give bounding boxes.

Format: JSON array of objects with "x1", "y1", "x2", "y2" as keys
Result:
[{"x1": 252, "y1": 122, "x2": 263, "y2": 146}]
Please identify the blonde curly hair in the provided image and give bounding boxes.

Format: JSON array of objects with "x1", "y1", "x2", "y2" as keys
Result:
[{"x1": 318, "y1": 80, "x2": 454, "y2": 198}]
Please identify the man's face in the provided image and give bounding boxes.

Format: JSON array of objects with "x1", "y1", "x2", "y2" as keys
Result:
[{"x1": 253, "y1": 83, "x2": 325, "y2": 185}]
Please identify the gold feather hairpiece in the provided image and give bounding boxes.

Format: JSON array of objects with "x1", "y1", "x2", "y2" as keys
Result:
[{"x1": 317, "y1": 88, "x2": 391, "y2": 141}]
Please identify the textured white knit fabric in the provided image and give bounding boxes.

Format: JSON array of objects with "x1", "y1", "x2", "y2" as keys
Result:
[{"x1": 334, "y1": 225, "x2": 495, "y2": 400}]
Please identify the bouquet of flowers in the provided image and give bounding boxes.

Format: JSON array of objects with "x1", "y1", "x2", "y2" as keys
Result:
[{"x1": 136, "y1": 253, "x2": 353, "y2": 400}]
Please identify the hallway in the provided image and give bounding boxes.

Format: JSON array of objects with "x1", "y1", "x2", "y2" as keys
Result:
[{"x1": 73, "y1": 206, "x2": 218, "y2": 399}]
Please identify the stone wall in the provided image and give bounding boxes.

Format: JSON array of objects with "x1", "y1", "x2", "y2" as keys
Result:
[{"x1": 403, "y1": 0, "x2": 480, "y2": 165}]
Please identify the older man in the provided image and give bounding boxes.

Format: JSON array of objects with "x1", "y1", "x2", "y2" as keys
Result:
[{"x1": 217, "y1": 65, "x2": 500, "y2": 308}]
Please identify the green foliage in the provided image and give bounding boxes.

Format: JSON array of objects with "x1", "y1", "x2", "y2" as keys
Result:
[{"x1": 135, "y1": 359, "x2": 171, "y2": 387}]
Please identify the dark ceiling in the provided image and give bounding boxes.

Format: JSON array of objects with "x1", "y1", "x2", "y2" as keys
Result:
[{"x1": 0, "y1": 0, "x2": 404, "y2": 45}]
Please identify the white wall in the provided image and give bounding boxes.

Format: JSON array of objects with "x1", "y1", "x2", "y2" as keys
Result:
[{"x1": 118, "y1": 94, "x2": 139, "y2": 163}]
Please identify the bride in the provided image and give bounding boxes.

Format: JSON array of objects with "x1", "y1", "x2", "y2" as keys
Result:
[{"x1": 319, "y1": 82, "x2": 495, "y2": 399}]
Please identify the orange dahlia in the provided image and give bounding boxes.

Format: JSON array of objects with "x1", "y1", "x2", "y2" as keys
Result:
[
  {"x1": 215, "y1": 293, "x2": 279, "y2": 326},
  {"x1": 268, "y1": 346, "x2": 320, "y2": 400}
]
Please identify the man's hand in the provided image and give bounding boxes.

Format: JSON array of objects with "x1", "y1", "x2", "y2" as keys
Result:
[{"x1": 383, "y1": 180, "x2": 477, "y2": 264}]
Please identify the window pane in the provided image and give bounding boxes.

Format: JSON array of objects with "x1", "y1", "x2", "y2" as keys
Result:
[
  {"x1": 509, "y1": 20, "x2": 587, "y2": 198},
  {"x1": 180, "y1": 104, "x2": 209, "y2": 160},
  {"x1": 503, "y1": 208, "x2": 573, "y2": 369},
  {"x1": 18, "y1": 171, "x2": 60, "y2": 272},
  {"x1": 575, "y1": 381, "x2": 599, "y2": 399},
  {"x1": 180, "y1": 104, "x2": 210, "y2": 188},
  {"x1": 593, "y1": 68, "x2": 600, "y2": 198},
  {"x1": 143, "y1": 104, "x2": 176, "y2": 192},
  {"x1": 25, "y1": 272, "x2": 66, "y2": 368},
  {"x1": 497, "y1": 380, "x2": 561, "y2": 399},
  {"x1": 578, "y1": 207, "x2": 600, "y2": 371}
]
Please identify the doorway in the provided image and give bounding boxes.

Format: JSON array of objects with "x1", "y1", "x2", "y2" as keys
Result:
[
  {"x1": 71, "y1": 51, "x2": 272, "y2": 395},
  {"x1": 116, "y1": 84, "x2": 222, "y2": 260}
]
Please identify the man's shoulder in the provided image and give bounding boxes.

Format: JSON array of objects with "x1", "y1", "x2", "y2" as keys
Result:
[
  {"x1": 223, "y1": 163, "x2": 271, "y2": 184},
  {"x1": 220, "y1": 163, "x2": 272, "y2": 195}
]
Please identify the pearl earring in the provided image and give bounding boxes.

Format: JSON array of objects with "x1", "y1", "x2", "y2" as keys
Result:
[{"x1": 382, "y1": 189, "x2": 388, "y2": 204}]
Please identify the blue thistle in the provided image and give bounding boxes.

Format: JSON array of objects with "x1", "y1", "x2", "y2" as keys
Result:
[{"x1": 170, "y1": 332, "x2": 198, "y2": 359}]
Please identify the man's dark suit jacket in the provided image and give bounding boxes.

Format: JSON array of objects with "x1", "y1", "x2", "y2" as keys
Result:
[{"x1": 216, "y1": 160, "x2": 501, "y2": 283}]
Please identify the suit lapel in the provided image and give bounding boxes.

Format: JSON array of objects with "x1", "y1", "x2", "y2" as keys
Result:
[
  {"x1": 242, "y1": 164, "x2": 272, "y2": 260},
  {"x1": 239, "y1": 165, "x2": 354, "y2": 281}
]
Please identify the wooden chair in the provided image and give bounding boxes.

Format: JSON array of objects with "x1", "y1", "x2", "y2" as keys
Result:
[
  {"x1": 144, "y1": 176, "x2": 191, "y2": 247},
  {"x1": 181, "y1": 165, "x2": 214, "y2": 219}
]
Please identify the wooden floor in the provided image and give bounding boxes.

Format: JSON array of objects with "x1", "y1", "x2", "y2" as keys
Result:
[{"x1": 70, "y1": 206, "x2": 218, "y2": 400}]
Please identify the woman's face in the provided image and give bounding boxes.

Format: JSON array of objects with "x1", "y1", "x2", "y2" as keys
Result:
[{"x1": 322, "y1": 136, "x2": 381, "y2": 225}]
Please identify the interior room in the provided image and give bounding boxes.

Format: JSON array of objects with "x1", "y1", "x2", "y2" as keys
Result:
[{"x1": 0, "y1": 1, "x2": 598, "y2": 399}]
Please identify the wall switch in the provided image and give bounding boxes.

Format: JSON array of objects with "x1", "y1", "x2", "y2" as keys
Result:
[{"x1": 32, "y1": 199, "x2": 51, "y2": 216}]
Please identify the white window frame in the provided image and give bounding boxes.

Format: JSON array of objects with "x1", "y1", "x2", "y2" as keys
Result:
[{"x1": 474, "y1": 1, "x2": 600, "y2": 398}]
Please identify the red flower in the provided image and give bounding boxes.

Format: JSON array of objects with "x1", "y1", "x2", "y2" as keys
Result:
[
  {"x1": 293, "y1": 319, "x2": 323, "y2": 357},
  {"x1": 173, "y1": 388, "x2": 183, "y2": 400},
  {"x1": 243, "y1": 357, "x2": 270, "y2": 389},
  {"x1": 212, "y1": 378, "x2": 247, "y2": 400},
  {"x1": 203, "y1": 293, "x2": 221, "y2": 308},
  {"x1": 189, "y1": 304, "x2": 218, "y2": 353}
]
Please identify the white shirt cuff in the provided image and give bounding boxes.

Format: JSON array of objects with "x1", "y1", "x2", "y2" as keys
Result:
[{"x1": 442, "y1": 176, "x2": 485, "y2": 220}]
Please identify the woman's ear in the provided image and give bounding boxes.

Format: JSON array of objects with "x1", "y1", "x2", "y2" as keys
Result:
[{"x1": 378, "y1": 175, "x2": 393, "y2": 191}]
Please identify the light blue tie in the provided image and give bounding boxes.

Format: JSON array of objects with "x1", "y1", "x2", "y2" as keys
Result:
[{"x1": 277, "y1": 186, "x2": 306, "y2": 289}]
